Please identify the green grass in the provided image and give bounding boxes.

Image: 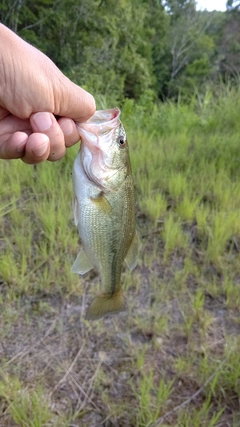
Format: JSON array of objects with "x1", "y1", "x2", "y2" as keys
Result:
[{"x1": 0, "y1": 87, "x2": 240, "y2": 425}]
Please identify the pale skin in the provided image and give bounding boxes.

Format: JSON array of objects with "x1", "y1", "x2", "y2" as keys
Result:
[{"x1": 0, "y1": 24, "x2": 96, "y2": 164}]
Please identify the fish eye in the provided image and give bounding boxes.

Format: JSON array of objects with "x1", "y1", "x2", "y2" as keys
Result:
[{"x1": 117, "y1": 135, "x2": 126, "y2": 147}]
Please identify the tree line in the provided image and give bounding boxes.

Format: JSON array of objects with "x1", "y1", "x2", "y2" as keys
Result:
[{"x1": 1, "y1": 0, "x2": 240, "y2": 101}]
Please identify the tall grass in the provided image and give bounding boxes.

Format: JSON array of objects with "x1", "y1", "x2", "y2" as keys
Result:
[
  {"x1": 122, "y1": 85, "x2": 240, "y2": 265},
  {"x1": 0, "y1": 86, "x2": 240, "y2": 425}
]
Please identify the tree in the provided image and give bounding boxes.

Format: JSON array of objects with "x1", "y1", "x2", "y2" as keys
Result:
[
  {"x1": 218, "y1": 9, "x2": 240, "y2": 76},
  {"x1": 227, "y1": 0, "x2": 240, "y2": 10},
  {"x1": 1, "y1": 0, "x2": 167, "y2": 100},
  {"x1": 163, "y1": 1, "x2": 215, "y2": 96},
  {"x1": 0, "y1": 0, "x2": 235, "y2": 101}
]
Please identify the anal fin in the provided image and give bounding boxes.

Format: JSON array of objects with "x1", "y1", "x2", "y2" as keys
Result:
[
  {"x1": 125, "y1": 232, "x2": 138, "y2": 270},
  {"x1": 71, "y1": 248, "x2": 94, "y2": 274}
]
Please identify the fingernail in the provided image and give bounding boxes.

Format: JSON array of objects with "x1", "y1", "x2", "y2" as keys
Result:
[
  {"x1": 60, "y1": 119, "x2": 74, "y2": 136},
  {"x1": 32, "y1": 112, "x2": 52, "y2": 131},
  {"x1": 32, "y1": 137, "x2": 49, "y2": 157}
]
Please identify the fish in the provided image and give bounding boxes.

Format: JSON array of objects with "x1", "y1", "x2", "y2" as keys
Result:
[{"x1": 72, "y1": 107, "x2": 138, "y2": 320}]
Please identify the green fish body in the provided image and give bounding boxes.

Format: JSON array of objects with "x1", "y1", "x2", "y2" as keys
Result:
[{"x1": 72, "y1": 108, "x2": 137, "y2": 320}]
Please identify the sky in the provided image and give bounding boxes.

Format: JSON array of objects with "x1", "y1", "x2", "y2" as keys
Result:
[{"x1": 196, "y1": 0, "x2": 226, "y2": 11}]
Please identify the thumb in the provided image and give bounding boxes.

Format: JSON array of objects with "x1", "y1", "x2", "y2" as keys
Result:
[{"x1": 56, "y1": 75, "x2": 96, "y2": 122}]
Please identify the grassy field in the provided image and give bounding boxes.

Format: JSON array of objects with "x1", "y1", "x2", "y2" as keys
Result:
[{"x1": 1, "y1": 87, "x2": 240, "y2": 426}]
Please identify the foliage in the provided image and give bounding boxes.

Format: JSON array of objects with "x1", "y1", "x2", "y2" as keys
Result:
[
  {"x1": 0, "y1": 0, "x2": 239, "y2": 99},
  {"x1": 218, "y1": 10, "x2": 240, "y2": 77}
]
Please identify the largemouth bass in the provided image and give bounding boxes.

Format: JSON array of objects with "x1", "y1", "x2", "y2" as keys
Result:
[{"x1": 72, "y1": 108, "x2": 138, "y2": 320}]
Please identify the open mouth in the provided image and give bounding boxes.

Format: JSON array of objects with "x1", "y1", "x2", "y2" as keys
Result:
[
  {"x1": 76, "y1": 108, "x2": 121, "y2": 152},
  {"x1": 83, "y1": 108, "x2": 120, "y2": 125}
]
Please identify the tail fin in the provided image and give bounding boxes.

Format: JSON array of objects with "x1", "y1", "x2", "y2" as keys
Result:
[{"x1": 86, "y1": 289, "x2": 126, "y2": 320}]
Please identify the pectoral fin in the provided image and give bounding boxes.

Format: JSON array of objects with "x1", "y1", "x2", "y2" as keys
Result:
[
  {"x1": 71, "y1": 248, "x2": 94, "y2": 274},
  {"x1": 90, "y1": 193, "x2": 112, "y2": 214},
  {"x1": 125, "y1": 232, "x2": 138, "y2": 270},
  {"x1": 72, "y1": 197, "x2": 79, "y2": 226}
]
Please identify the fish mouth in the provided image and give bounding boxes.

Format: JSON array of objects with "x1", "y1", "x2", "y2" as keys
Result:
[
  {"x1": 76, "y1": 108, "x2": 122, "y2": 191},
  {"x1": 76, "y1": 107, "x2": 121, "y2": 154},
  {"x1": 75, "y1": 107, "x2": 121, "y2": 153},
  {"x1": 76, "y1": 107, "x2": 120, "y2": 128}
]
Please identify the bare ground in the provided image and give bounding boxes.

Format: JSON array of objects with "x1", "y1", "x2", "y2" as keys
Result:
[{"x1": 0, "y1": 216, "x2": 240, "y2": 426}]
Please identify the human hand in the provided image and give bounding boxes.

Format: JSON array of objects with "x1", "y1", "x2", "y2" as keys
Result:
[{"x1": 0, "y1": 24, "x2": 95, "y2": 164}]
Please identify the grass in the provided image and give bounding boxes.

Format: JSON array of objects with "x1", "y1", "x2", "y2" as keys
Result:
[{"x1": 0, "y1": 86, "x2": 240, "y2": 425}]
